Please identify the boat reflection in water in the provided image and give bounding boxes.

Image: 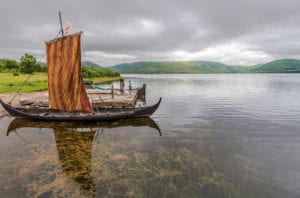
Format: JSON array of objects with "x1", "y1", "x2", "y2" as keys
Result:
[
  {"x1": 7, "y1": 118, "x2": 161, "y2": 137},
  {"x1": 6, "y1": 118, "x2": 161, "y2": 197}
]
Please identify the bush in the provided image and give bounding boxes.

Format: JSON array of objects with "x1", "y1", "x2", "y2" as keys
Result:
[{"x1": 19, "y1": 53, "x2": 42, "y2": 75}]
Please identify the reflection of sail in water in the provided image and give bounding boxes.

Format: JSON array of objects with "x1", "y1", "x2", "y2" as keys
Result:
[
  {"x1": 54, "y1": 128, "x2": 96, "y2": 197},
  {"x1": 6, "y1": 118, "x2": 161, "y2": 196}
]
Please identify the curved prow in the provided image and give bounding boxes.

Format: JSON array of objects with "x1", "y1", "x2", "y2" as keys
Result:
[
  {"x1": 0, "y1": 99, "x2": 18, "y2": 117},
  {"x1": 150, "y1": 97, "x2": 162, "y2": 114},
  {"x1": 158, "y1": 96, "x2": 162, "y2": 105},
  {"x1": 136, "y1": 97, "x2": 162, "y2": 118},
  {"x1": 156, "y1": 97, "x2": 162, "y2": 108},
  {"x1": 0, "y1": 99, "x2": 8, "y2": 111}
]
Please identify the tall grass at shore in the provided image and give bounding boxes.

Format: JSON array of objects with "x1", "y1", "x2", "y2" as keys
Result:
[{"x1": 0, "y1": 73, "x2": 121, "y2": 94}]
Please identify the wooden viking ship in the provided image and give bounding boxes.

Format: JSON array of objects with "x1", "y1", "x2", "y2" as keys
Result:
[{"x1": 0, "y1": 14, "x2": 161, "y2": 121}]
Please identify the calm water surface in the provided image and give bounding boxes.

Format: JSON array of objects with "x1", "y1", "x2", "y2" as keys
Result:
[{"x1": 1, "y1": 74, "x2": 300, "y2": 197}]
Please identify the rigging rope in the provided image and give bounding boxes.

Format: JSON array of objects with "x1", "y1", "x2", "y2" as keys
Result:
[
  {"x1": 8, "y1": 29, "x2": 62, "y2": 104},
  {"x1": 9, "y1": 74, "x2": 31, "y2": 104}
]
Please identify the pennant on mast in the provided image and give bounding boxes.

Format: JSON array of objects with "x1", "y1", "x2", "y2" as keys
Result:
[
  {"x1": 64, "y1": 21, "x2": 72, "y2": 35},
  {"x1": 46, "y1": 32, "x2": 93, "y2": 112}
]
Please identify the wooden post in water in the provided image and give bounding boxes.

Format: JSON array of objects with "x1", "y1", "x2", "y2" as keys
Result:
[
  {"x1": 111, "y1": 84, "x2": 114, "y2": 99},
  {"x1": 120, "y1": 79, "x2": 124, "y2": 95}
]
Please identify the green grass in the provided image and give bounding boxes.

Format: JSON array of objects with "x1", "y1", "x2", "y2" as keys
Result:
[{"x1": 0, "y1": 73, "x2": 121, "y2": 94}]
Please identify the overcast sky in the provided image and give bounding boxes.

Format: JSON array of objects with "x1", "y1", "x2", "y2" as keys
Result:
[{"x1": 1, "y1": 0, "x2": 300, "y2": 66}]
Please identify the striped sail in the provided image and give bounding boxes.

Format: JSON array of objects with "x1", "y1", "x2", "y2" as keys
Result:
[{"x1": 46, "y1": 32, "x2": 93, "y2": 112}]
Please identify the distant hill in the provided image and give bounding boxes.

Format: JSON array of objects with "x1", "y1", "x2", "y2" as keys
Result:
[
  {"x1": 110, "y1": 61, "x2": 248, "y2": 73},
  {"x1": 250, "y1": 59, "x2": 300, "y2": 73},
  {"x1": 109, "y1": 59, "x2": 300, "y2": 74},
  {"x1": 82, "y1": 61, "x2": 102, "y2": 68}
]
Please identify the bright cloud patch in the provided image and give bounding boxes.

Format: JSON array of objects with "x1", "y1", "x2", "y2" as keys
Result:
[
  {"x1": 172, "y1": 42, "x2": 274, "y2": 66},
  {"x1": 85, "y1": 51, "x2": 137, "y2": 66}
]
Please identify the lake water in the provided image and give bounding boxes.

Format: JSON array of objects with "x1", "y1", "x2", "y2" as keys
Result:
[{"x1": 1, "y1": 74, "x2": 300, "y2": 197}]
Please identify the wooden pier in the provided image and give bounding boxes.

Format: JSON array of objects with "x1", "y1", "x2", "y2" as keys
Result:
[
  {"x1": 85, "y1": 82, "x2": 146, "y2": 108},
  {"x1": 86, "y1": 88, "x2": 139, "y2": 108}
]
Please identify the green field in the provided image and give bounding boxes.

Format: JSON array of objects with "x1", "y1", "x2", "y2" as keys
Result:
[{"x1": 0, "y1": 73, "x2": 121, "y2": 94}]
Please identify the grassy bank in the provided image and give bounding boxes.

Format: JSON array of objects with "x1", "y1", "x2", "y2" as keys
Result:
[{"x1": 0, "y1": 73, "x2": 121, "y2": 94}]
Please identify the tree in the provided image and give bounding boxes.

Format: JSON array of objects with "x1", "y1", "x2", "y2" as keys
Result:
[
  {"x1": 4, "y1": 59, "x2": 19, "y2": 74},
  {"x1": 19, "y1": 53, "x2": 42, "y2": 83},
  {"x1": 0, "y1": 59, "x2": 5, "y2": 72}
]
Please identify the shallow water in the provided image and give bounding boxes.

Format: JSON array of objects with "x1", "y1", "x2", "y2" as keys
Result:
[{"x1": 1, "y1": 74, "x2": 300, "y2": 197}]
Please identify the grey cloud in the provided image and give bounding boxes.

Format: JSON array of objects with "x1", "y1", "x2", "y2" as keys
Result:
[{"x1": 1, "y1": 0, "x2": 300, "y2": 66}]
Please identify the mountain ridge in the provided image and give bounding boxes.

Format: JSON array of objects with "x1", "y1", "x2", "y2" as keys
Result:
[{"x1": 109, "y1": 59, "x2": 300, "y2": 73}]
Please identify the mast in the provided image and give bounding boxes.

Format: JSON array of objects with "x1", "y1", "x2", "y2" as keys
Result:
[
  {"x1": 59, "y1": 11, "x2": 64, "y2": 37},
  {"x1": 46, "y1": 13, "x2": 93, "y2": 112}
]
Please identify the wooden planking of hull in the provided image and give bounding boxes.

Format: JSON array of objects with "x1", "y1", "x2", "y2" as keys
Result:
[{"x1": 0, "y1": 98, "x2": 161, "y2": 122}]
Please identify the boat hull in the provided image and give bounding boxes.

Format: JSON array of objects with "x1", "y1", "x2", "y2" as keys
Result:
[{"x1": 0, "y1": 98, "x2": 161, "y2": 122}]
